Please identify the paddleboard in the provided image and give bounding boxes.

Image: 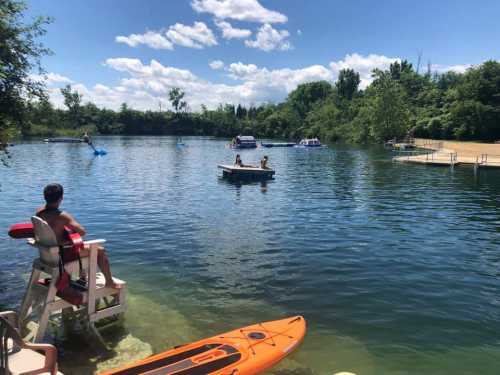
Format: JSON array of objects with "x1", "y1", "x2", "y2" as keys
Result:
[{"x1": 100, "y1": 316, "x2": 306, "y2": 375}]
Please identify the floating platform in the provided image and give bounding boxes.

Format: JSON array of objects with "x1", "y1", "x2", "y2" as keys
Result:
[
  {"x1": 261, "y1": 142, "x2": 296, "y2": 148},
  {"x1": 218, "y1": 164, "x2": 275, "y2": 179},
  {"x1": 393, "y1": 152, "x2": 500, "y2": 169},
  {"x1": 44, "y1": 137, "x2": 83, "y2": 143},
  {"x1": 393, "y1": 153, "x2": 459, "y2": 166}
]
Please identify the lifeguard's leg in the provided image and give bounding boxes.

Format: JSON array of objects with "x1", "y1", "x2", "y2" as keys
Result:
[{"x1": 97, "y1": 247, "x2": 122, "y2": 289}]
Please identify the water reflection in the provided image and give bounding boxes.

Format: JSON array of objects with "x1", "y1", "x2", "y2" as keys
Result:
[
  {"x1": 2, "y1": 137, "x2": 500, "y2": 375},
  {"x1": 218, "y1": 176, "x2": 273, "y2": 194}
]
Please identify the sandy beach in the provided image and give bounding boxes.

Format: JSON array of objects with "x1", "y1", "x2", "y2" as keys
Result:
[{"x1": 394, "y1": 139, "x2": 500, "y2": 166}]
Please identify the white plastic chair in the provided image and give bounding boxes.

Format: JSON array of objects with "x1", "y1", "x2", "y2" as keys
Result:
[{"x1": 0, "y1": 311, "x2": 61, "y2": 375}]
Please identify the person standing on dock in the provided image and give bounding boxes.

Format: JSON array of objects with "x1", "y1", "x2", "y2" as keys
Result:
[{"x1": 36, "y1": 183, "x2": 122, "y2": 289}]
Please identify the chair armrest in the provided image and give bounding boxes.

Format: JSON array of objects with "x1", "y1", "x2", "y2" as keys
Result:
[
  {"x1": 0, "y1": 310, "x2": 19, "y2": 330},
  {"x1": 21, "y1": 343, "x2": 58, "y2": 375},
  {"x1": 83, "y1": 239, "x2": 106, "y2": 247}
]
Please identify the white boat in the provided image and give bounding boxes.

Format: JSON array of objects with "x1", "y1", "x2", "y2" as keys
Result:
[
  {"x1": 230, "y1": 135, "x2": 257, "y2": 149},
  {"x1": 296, "y1": 138, "x2": 323, "y2": 147}
]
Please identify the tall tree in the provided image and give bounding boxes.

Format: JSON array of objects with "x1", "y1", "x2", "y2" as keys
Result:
[
  {"x1": 369, "y1": 74, "x2": 410, "y2": 141},
  {"x1": 168, "y1": 87, "x2": 187, "y2": 113},
  {"x1": 60, "y1": 84, "x2": 83, "y2": 128},
  {"x1": 0, "y1": 0, "x2": 52, "y2": 143},
  {"x1": 336, "y1": 69, "x2": 360, "y2": 100}
]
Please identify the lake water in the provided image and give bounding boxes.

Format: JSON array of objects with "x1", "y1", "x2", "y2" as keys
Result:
[{"x1": 1, "y1": 136, "x2": 500, "y2": 375}]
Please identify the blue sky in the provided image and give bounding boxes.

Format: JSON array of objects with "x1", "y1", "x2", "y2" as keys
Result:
[{"x1": 26, "y1": 0, "x2": 500, "y2": 110}]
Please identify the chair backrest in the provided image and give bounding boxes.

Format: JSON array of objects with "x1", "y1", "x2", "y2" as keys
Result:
[
  {"x1": 31, "y1": 216, "x2": 60, "y2": 266},
  {"x1": 31, "y1": 216, "x2": 58, "y2": 246},
  {"x1": 0, "y1": 316, "x2": 23, "y2": 375}
]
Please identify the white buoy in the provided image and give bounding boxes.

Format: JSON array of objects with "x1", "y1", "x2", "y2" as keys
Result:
[{"x1": 334, "y1": 372, "x2": 357, "y2": 375}]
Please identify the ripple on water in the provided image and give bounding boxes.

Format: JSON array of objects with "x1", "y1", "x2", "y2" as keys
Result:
[{"x1": 1, "y1": 138, "x2": 500, "y2": 374}]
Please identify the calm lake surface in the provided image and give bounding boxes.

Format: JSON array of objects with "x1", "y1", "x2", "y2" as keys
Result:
[{"x1": 1, "y1": 136, "x2": 500, "y2": 374}]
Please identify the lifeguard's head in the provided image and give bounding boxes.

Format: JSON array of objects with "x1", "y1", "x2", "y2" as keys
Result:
[{"x1": 44, "y1": 183, "x2": 64, "y2": 207}]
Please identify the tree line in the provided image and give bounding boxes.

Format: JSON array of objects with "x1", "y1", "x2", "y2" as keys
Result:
[{"x1": 2, "y1": 0, "x2": 500, "y2": 155}]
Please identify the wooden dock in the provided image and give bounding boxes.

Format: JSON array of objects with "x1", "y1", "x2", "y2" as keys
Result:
[{"x1": 393, "y1": 151, "x2": 500, "y2": 169}]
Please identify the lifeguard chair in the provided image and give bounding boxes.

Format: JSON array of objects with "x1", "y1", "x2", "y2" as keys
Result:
[{"x1": 16, "y1": 216, "x2": 127, "y2": 343}]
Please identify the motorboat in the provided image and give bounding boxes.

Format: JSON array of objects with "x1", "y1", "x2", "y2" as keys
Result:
[
  {"x1": 296, "y1": 138, "x2": 323, "y2": 147},
  {"x1": 230, "y1": 135, "x2": 257, "y2": 149}
]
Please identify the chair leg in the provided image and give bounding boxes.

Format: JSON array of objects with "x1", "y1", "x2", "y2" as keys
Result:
[
  {"x1": 35, "y1": 271, "x2": 59, "y2": 342},
  {"x1": 19, "y1": 268, "x2": 42, "y2": 323}
]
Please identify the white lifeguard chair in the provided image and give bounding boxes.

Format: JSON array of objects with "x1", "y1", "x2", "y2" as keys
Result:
[{"x1": 19, "y1": 216, "x2": 127, "y2": 343}]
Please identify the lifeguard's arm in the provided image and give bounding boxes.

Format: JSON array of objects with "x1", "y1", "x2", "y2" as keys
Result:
[{"x1": 62, "y1": 212, "x2": 86, "y2": 236}]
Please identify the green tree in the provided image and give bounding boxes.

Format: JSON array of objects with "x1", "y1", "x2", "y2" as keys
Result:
[
  {"x1": 60, "y1": 84, "x2": 83, "y2": 128},
  {"x1": 287, "y1": 81, "x2": 332, "y2": 118},
  {"x1": 368, "y1": 75, "x2": 410, "y2": 141},
  {"x1": 168, "y1": 87, "x2": 187, "y2": 113},
  {"x1": 336, "y1": 69, "x2": 360, "y2": 100},
  {"x1": 0, "y1": 0, "x2": 52, "y2": 144}
]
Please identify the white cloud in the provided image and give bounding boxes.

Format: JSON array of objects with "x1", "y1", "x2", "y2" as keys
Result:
[
  {"x1": 116, "y1": 31, "x2": 174, "y2": 50},
  {"x1": 30, "y1": 72, "x2": 73, "y2": 85},
  {"x1": 209, "y1": 60, "x2": 225, "y2": 70},
  {"x1": 46, "y1": 59, "x2": 334, "y2": 111},
  {"x1": 227, "y1": 62, "x2": 332, "y2": 92},
  {"x1": 191, "y1": 0, "x2": 287, "y2": 23},
  {"x1": 166, "y1": 22, "x2": 217, "y2": 49},
  {"x1": 214, "y1": 20, "x2": 251, "y2": 39},
  {"x1": 244, "y1": 24, "x2": 292, "y2": 52},
  {"x1": 330, "y1": 53, "x2": 399, "y2": 89},
  {"x1": 431, "y1": 64, "x2": 470, "y2": 74}
]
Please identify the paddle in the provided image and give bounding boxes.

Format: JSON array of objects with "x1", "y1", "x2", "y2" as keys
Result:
[{"x1": 86, "y1": 138, "x2": 107, "y2": 156}]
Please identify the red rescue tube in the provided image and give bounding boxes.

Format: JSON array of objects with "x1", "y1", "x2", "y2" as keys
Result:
[{"x1": 8, "y1": 223, "x2": 34, "y2": 238}]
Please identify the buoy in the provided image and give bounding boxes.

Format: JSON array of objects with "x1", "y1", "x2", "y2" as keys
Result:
[{"x1": 334, "y1": 372, "x2": 357, "y2": 375}]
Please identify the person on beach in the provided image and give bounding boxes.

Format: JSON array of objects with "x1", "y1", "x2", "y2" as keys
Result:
[
  {"x1": 36, "y1": 183, "x2": 122, "y2": 289},
  {"x1": 260, "y1": 155, "x2": 270, "y2": 169}
]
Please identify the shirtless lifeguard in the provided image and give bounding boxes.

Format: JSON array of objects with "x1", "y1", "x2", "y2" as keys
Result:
[{"x1": 36, "y1": 183, "x2": 121, "y2": 289}]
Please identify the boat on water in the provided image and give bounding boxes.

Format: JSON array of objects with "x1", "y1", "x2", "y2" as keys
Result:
[
  {"x1": 261, "y1": 142, "x2": 296, "y2": 148},
  {"x1": 44, "y1": 137, "x2": 83, "y2": 143},
  {"x1": 230, "y1": 135, "x2": 257, "y2": 149},
  {"x1": 101, "y1": 316, "x2": 306, "y2": 375},
  {"x1": 218, "y1": 164, "x2": 275, "y2": 180},
  {"x1": 296, "y1": 138, "x2": 323, "y2": 147}
]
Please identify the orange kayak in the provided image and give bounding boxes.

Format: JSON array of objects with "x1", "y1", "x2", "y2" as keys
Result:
[{"x1": 100, "y1": 316, "x2": 306, "y2": 375}]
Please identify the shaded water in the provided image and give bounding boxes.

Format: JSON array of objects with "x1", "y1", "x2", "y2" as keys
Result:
[{"x1": 1, "y1": 136, "x2": 500, "y2": 374}]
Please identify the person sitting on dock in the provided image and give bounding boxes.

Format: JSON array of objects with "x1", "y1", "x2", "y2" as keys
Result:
[
  {"x1": 235, "y1": 154, "x2": 244, "y2": 167},
  {"x1": 260, "y1": 155, "x2": 270, "y2": 169},
  {"x1": 36, "y1": 183, "x2": 122, "y2": 289}
]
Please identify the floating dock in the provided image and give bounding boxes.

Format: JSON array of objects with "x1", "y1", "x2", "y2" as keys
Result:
[
  {"x1": 44, "y1": 137, "x2": 83, "y2": 143},
  {"x1": 261, "y1": 142, "x2": 296, "y2": 148},
  {"x1": 393, "y1": 151, "x2": 500, "y2": 169},
  {"x1": 218, "y1": 164, "x2": 275, "y2": 179}
]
